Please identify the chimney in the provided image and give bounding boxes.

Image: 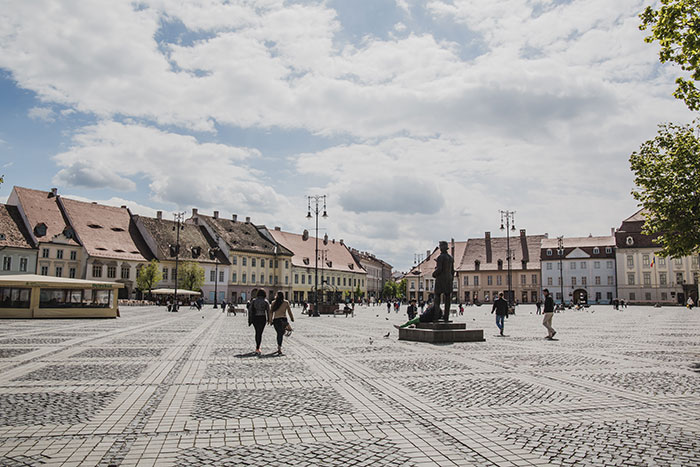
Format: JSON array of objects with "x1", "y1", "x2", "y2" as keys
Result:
[
  {"x1": 232, "y1": 214, "x2": 237, "y2": 221},
  {"x1": 611, "y1": 227, "x2": 615, "y2": 236},
  {"x1": 485, "y1": 232, "x2": 492, "y2": 263},
  {"x1": 213, "y1": 211, "x2": 219, "y2": 219},
  {"x1": 121, "y1": 205, "x2": 127, "y2": 209},
  {"x1": 192, "y1": 208, "x2": 198, "y2": 216},
  {"x1": 48, "y1": 188, "x2": 57, "y2": 198},
  {"x1": 340, "y1": 239, "x2": 344, "y2": 245},
  {"x1": 92, "y1": 202, "x2": 97, "y2": 204},
  {"x1": 520, "y1": 229, "x2": 529, "y2": 262},
  {"x1": 156, "y1": 211, "x2": 162, "y2": 220},
  {"x1": 274, "y1": 226, "x2": 281, "y2": 231},
  {"x1": 426, "y1": 250, "x2": 430, "y2": 259},
  {"x1": 193, "y1": 217, "x2": 199, "y2": 225},
  {"x1": 245, "y1": 216, "x2": 251, "y2": 223}
]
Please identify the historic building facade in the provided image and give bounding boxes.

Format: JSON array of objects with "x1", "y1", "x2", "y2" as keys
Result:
[
  {"x1": 457, "y1": 230, "x2": 546, "y2": 305},
  {"x1": 189, "y1": 210, "x2": 294, "y2": 304},
  {"x1": 349, "y1": 249, "x2": 392, "y2": 299},
  {"x1": 406, "y1": 241, "x2": 463, "y2": 303},
  {"x1": 269, "y1": 228, "x2": 367, "y2": 304},
  {"x1": 8, "y1": 187, "x2": 83, "y2": 279},
  {"x1": 540, "y1": 235, "x2": 617, "y2": 305},
  {"x1": 615, "y1": 210, "x2": 699, "y2": 305},
  {"x1": 134, "y1": 211, "x2": 230, "y2": 302}
]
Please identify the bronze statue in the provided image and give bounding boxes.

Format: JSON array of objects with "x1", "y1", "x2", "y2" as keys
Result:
[{"x1": 432, "y1": 241, "x2": 454, "y2": 321}]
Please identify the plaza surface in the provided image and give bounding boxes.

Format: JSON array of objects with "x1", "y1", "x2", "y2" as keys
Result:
[{"x1": 0, "y1": 304, "x2": 699, "y2": 467}]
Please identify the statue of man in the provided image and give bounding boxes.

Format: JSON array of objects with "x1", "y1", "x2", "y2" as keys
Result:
[{"x1": 432, "y1": 241, "x2": 454, "y2": 322}]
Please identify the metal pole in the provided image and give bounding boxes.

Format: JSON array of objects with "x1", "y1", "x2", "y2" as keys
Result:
[
  {"x1": 173, "y1": 212, "x2": 184, "y2": 312},
  {"x1": 558, "y1": 236, "x2": 564, "y2": 306},
  {"x1": 214, "y1": 259, "x2": 218, "y2": 308}
]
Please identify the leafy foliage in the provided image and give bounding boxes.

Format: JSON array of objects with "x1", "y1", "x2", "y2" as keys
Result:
[
  {"x1": 630, "y1": 122, "x2": 700, "y2": 257},
  {"x1": 178, "y1": 261, "x2": 205, "y2": 292},
  {"x1": 640, "y1": 0, "x2": 700, "y2": 110},
  {"x1": 382, "y1": 279, "x2": 405, "y2": 299},
  {"x1": 136, "y1": 259, "x2": 162, "y2": 294}
]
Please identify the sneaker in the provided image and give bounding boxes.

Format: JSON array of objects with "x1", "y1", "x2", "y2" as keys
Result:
[
  {"x1": 255, "y1": 349, "x2": 261, "y2": 355},
  {"x1": 544, "y1": 336, "x2": 552, "y2": 340},
  {"x1": 551, "y1": 331, "x2": 557, "y2": 338}
]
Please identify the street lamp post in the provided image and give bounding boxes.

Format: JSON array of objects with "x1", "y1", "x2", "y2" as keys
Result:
[
  {"x1": 500, "y1": 210, "x2": 516, "y2": 307},
  {"x1": 307, "y1": 195, "x2": 327, "y2": 317},
  {"x1": 171, "y1": 212, "x2": 185, "y2": 312},
  {"x1": 413, "y1": 253, "x2": 424, "y2": 303},
  {"x1": 209, "y1": 236, "x2": 221, "y2": 309},
  {"x1": 558, "y1": 236, "x2": 565, "y2": 306}
]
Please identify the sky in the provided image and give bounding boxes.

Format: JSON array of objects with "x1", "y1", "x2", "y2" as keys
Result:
[{"x1": 0, "y1": 0, "x2": 695, "y2": 272}]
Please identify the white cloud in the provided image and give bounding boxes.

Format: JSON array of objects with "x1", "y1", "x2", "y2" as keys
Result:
[
  {"x1": 51, "y1": 121, "x2": 294, "y2": 220},
  {"x1": 28, "y1": 106, "x2": 56, "y2": 122}
]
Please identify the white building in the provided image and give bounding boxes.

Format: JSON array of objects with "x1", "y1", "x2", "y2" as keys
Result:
[
  {"x1": 540, "y1": 236, "x2": 617, "y2": 305},
  {"x1": 615, "y1": 210, "x2": 699, "y2": 305}
]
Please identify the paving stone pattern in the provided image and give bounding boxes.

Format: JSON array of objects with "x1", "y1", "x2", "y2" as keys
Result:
[
  {"x1": 175, "y1": 438, "x2": 413, "y2": 466},
  {"x1": 0, "y1": 304, "x2": 699, "y2": 466},
  {"x1": 0, "y1": 391, "x2": 117, "y2": 426}
]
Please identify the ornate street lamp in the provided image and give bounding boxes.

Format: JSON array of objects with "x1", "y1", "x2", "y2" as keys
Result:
[
  {"x1": 557, "y1": 236, "x2": 565, "y2": 306},
  {"x1": 307, "y1": 195, "x2": 327, "y2": 317},
  {"x1": 170, "y1": 212, "x2": 185, "y2": 312},
  {"x1": 500, "y1": 210, "x2": 516, "y2": 307},
  {"x1": 209, "y1": 235, "x2": 221, "y2": 309},
  {"x1": 413, "y1": 253, "x2": 424, "y2": 303}
]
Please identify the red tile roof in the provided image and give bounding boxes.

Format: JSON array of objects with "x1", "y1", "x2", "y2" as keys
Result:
[
  {"x1": 60, "y1": 198, "x2": 153, "y2": 262},
  {"x1": 136, "y1": 216, "x2": 229, "y2": 264},
  {"x1": 457, "y1": 234, "x2": 548, "y2": 272},
  {"x1": 0, "y1": 204, "x2": 35, "y2": 249},
  {"x1": 11, "y1": 187, "x2": 79, "y2": 246},
  {"x1": 269, "y1": 229, "x2": 366, "y2": 274}
]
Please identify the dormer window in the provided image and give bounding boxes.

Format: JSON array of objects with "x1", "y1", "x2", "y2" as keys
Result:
[
  {"x1": 303, "y1": 257, "x2": 310, "y2": 265},
  {"x1": 605, "y1": 247, "x2": 612, "y2": 254},
  {"x1": 326, "y1": 261, "x2": 333, "y2": 268},
  {"x1": 475, "y1": 260, "x2": 480, "y2": 271},
  {"x1": 593, "y1": 247, "x2": 600, "y2": 254},
  {"x1": 497, "y1": 259, "x2": 503, "y2": 270},
  {"x1": 111, "y1": 227, "x2": 125, "y2": 232},
  {"x1": 626, "y1": 236, "x2": 634, "y2": 246},
  {"x1": 34, "y1": 223, "x2": 47, "y2": 237},
  {"x1": 546, "y1": 249, "x2": 552, "y2": 256},
  {"x1": 63, "y1": 227, "x2": 74, "y2": 239},
  {"x1": 521, "y1": 260, "x2": 527, "y2": 270},
  {"x1": 348, "y1": 264, "x2": 354, "y2": 270},
  {"x1": 88, "y1": 224, "x2": 103, "y2": 229},
  {"x1": 191, "y1": 246, "x2": 201, "y2": 258}
]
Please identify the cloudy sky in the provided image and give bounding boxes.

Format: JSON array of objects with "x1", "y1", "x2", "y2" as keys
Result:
[{"x1": 0, "y1": 0, "x2": 695, "y2": 271}]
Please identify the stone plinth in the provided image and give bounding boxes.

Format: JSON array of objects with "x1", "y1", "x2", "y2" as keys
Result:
[{"x1": 398, "y1": 321, "x2": 485, "y2": 343}]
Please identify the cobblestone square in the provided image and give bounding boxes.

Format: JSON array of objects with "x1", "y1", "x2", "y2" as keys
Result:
[{"x1": 0, "y1": 304, "x2": 698, "y2": 466}]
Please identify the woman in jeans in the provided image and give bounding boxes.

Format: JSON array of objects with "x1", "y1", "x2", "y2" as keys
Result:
[
  {"x1": 248, "y1": 289, "x2": 270, "y2": 355},
  {"x1": 269, "y1": 292, "x2": 294, "y2": 355}
]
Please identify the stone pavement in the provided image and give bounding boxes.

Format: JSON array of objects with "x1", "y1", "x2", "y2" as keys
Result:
[{"x1": 0, "y1": 303, "x2": 699, "y2": 466}]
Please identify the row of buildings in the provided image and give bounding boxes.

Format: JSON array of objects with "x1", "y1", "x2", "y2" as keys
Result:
[
  {"x1": 406, "y1": 211, "x2": 699, "y2": 306},
  {"x1": 0, "y1": 186, "x2": 393, "y2": 303}
]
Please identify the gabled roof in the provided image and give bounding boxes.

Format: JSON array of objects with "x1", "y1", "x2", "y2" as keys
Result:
[
  {"x1": 269, "y1": 229, "x2": 366, "y2": 274},
  {"x1": 408, "y1": 241, "x2": 467, "y2": 276},
  {"x1": 541, "y1": 236, "x2": 615, "y2": 249},
  {"x1": 0, "y1": 204, "x2": 35, "y2": 249},
  {"x1": 60, "y1": 198, "x2": 153, "y2": 262},
  {"x1": 136, "y1": 216, "x2": 229, "y2": 264},
  {"x1": 458, "y1": 234, "x2": 548, "y2": 272},
  {"x1": 196, "y1": 214, "x2": 291, "y2": 256},
  {"x1": 10, "y1": 186, "x2": 79, "y2": 246}
]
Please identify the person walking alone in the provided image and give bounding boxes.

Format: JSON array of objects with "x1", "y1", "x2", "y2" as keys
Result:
[
  {"x1": 269, "y1": 292, "x2": 294, "y2": 355},
  {"x1": 491, "y1": 292, "x2": 509, "y2": 336},
  {"x1": 542, "y1": 289, "x2": 556, "y2": 340},
  {"x1": 248, "y1": 289, "x2": 270, "y2": 355}
]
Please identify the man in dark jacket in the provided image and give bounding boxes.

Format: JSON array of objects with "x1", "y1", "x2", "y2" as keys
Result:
[
  {"x1": 406, "y1": 299, "x2": 418, "y2": 320},
  {"x1": 491, "y1": 292, "x2": 509, "y2": 336},
  {"x1": 542, "y1": 288, "x2": 556, "y2": 339}
]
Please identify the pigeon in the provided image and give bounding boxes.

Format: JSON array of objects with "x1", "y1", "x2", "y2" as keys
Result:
[
  {"x1": 383, "y1": 332, "x2": 390, "y2": 338},
  {"x1": 369, "y1": 338, "x2": 374, "y2": 345}
]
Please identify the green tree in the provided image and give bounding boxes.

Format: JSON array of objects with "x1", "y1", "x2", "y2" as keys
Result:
[
  {"x1": 640, "y1": 0, "x2": 700, "y2": 110},
  {"x1": 630, "y1": 122, "x2": 700, "y2": 257},
  {"x1": 178, "y1": 261, "x2": 205, "y2": 292},
  {"x1": 136, "y1": 259, "x2": 162, "y2": 295},
  {"x1": 354, "y1": 285, "x2": 364, "y2": 299},
  {"x1": 397, "y1": 278, "x2": 407, "y2": 299},
  {"x1": 382, "y1": 280, "x2": 398, "y2": 299}
]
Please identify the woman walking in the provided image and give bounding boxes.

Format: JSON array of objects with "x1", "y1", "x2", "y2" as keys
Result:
[
  {"x1": 269, "y1": 292, "x2": 294, "y2": 355},
  {"x1": 248, "y1": 289, "x2": 270, "y2": 355}
]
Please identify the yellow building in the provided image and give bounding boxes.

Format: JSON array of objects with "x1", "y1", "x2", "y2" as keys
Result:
[{"x1": 269, "y1": 228, "x2": 367, "y2": 304}]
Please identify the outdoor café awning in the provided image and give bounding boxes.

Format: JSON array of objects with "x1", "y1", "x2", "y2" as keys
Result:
[{"x1": 150, "y1": 288, "x2": 201, "y2": 296}]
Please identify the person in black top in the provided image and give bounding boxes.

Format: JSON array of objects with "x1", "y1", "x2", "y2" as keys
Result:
[
  {"x1": 542, "y1": 288, "x2": 556, "y2": 339},
  {"x1": 406, "y1": 299, "x2": 418, "y2": 320},
  {"x1": 394, "y1": 304, "x2": 442, "y2": 329},
  {"x1": 491, "y1": 292, "x2": 509, "y2": 336},
  {"x1": 248, "y1": 289, "x2": 270, "y2": 355}
]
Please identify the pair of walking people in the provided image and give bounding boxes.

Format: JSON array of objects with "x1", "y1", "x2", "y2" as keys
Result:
[
  {"x1": 248, "y1": 290, "x2": 294, "y2": 355},
  {"x1": 490, "y1": 290, "x2": 556, "y2": 339}
]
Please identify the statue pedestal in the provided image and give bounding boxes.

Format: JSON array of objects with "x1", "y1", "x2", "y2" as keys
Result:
[{"x1": 398, "y1": 321, "x2": 485, "y2": 343}]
